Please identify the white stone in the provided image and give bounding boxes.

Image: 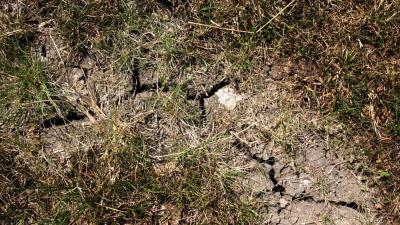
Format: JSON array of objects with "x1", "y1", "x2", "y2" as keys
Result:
[{"x1": 215, "y1": 87, "x2": 243, "y2": 110}]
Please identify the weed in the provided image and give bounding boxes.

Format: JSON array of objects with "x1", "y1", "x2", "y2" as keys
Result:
[
  {"x1": 317, "y1": 179, "x2": 330, "y2": 197},
  {"x1": 321, "y1": 214, "x2": 334, "y2": 225}
]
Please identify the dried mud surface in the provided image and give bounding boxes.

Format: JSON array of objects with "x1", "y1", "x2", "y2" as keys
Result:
[{"x1": 37, "y1": 37, "x2": 380, "y2": 224}]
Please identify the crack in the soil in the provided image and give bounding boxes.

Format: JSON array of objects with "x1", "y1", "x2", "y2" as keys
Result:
[
  {"x1": 128, "y1": 58, "x2": 168, "y2": 95},
  {"x1": 232, "y1": 138, "x2": 287, "y2": 196},
  {"x1": 292, "y1": 195, "x2": 364, "y2": 212},
  {"x1": 251, "y1": 155, "x2": 276, "y2": 165},
  {"x1": 269, "y1": 168, "x2": 286, "y2": 195},
  {"x1": 186, "y1": 77, "x2": 231, "y2": 100},
  {"x1": 39, "y1": 111, "x2": 87, "y2": 128},
  {"x1": 248, "y1": 152, "x2": 286, "y2": 195},
  {"x1": 189, "y1": 77, "x2": 231, "y2": 124},
  {"x1": 267, "y1": 194, "x2": 365, "y2": 225},
  {"x1": 198, "y1": 97, "x2": 206, "y2": 122},
  {"x1": 131, "y1": 59, "x2": 141, "y2": 94}
]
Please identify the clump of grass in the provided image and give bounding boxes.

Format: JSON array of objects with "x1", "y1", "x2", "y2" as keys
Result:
[{"x1": 0, "y1": 42, "x2": 54, "y2": 128}]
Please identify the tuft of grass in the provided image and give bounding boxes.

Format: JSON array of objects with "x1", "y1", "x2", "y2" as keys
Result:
[
  {"x1": 321, "y1": 214, "x2": 333, "y2": 225},
  {"x1": 0, "y1": 38, "x2": 56, "y2": 130}
]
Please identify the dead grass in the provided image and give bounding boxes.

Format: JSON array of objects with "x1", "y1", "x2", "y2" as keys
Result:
[{"x1": 1, "y1": 0, "x2": 399, "y2": 224}]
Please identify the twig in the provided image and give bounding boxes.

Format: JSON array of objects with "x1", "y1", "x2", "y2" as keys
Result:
[
  {"x1": 350, "y1": 170, "x2": 363, "y2": 185},
  {"x1": 256, "y1": 0, "x2": 296, "y2": 33},
  {"x1": 188, "y1": 21, "x2": 254, "y2": 34}
]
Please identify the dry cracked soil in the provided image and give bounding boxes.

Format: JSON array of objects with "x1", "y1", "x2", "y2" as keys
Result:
[{"x1": 34, "y1": 32, "x2": 381, "y2": 224}]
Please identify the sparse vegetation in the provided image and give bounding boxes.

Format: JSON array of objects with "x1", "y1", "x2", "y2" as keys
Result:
[{"x1": 1, "y1": 0, "x2": 399, "y2": 224}]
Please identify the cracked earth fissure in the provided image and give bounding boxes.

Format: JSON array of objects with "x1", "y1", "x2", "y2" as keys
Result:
[{"x1": 292, "y1": 195, "x2": 363, "y2": 212}]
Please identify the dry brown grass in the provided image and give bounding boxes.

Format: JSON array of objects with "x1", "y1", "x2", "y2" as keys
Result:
[{"x1": 1, "y1": 0, "x2": 399, "y2": 224}]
